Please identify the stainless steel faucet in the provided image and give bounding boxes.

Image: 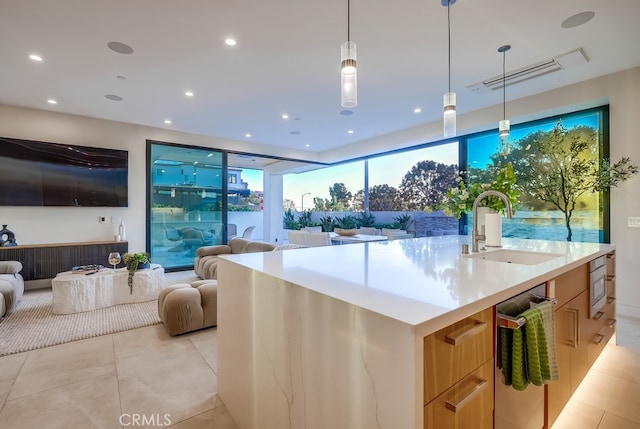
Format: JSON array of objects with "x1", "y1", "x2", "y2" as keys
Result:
[{"x1": 471, "y1": 190, "x2": 513, "y2": 252}]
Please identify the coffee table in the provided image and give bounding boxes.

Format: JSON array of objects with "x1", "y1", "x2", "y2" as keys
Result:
[{"x1": 51, "y1": 264, "x2": 164, "y2": 314}]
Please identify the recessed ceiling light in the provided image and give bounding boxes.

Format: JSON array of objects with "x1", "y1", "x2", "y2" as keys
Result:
[
  {"x1": 414, "y1": 107, "x2": 422, "y2": 113},
  {"x1": 305, "y1": 144, "x2": 311, "y2": 148},
  {"x1": 282, "y1": 113, "x2": 289, "y2": 119},
  {"x1": 47, "y1": 99, "x2": 57, "y2": 105},
  {"x1": 561, "y1": 11, "x2": 595, "y2": 29},
  {"x1": 245, "y1": 133, "x2": 252, "y2": 138},
  {"x1": 164, "y1": 119, "x2": 172, "y2": 124},
  {"x1": 107, "y1": 41, "x2": 134, "y2": 55},
  {"x1": 348, "y1": 130, "x2": 354, "y2": 134},
  {"x1": 225, "y1": 38, "x2": 237, "y2": 46},
  {"x1": 29, "y1": 54, "x2": 43, "y2": 62},
  {"x1": 105, "y1": 94, "x2": 123, "y2": 101},
  {"x1": 184, "y1": 91, "x2": 195, "y2": 97}
]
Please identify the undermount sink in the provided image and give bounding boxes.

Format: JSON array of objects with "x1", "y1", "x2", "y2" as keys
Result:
[{"x1": 466, "y1": 249, "x2": 564, "y2": 265}]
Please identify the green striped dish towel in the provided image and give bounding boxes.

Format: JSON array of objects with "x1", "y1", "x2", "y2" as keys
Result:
[{"x1": 512, "y1": 302, "x2": 557, "y2": 390}]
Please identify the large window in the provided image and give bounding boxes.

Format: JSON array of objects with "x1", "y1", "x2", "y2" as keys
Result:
[
  {"x1": 282, "y1": 107, "x2": 609, "y2": 243},
  {"x1": 283, "y1": 143, "x2": 460, "y2": 236},
  {"x1": 283, "y1": 161, "x2": 365, "y2": 212},
  {"x1": 466, "y1": 108, "x2": 607, "y2": 242}
]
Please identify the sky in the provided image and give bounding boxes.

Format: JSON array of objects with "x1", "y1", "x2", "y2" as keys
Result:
[
  {"x1": 468, "y1": 113, "x2": 599, "y2": 168},
  {"x1": 283, "y1": 142, "x2": 458, "y2": 208}
]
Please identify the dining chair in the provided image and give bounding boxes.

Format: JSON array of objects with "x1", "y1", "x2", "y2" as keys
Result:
[
  {"x1": 357, "y1": 227, "x2": 378, "y2": 235},
  {"x1": 305, "y1": 232, "x2": 332, "y2": 247},
  {"x1": 288, "y1": 230, "x2": 308, "y2": 246},
  {"x1": 241, "y1": 226, "x2": 256, "y2": 239}
]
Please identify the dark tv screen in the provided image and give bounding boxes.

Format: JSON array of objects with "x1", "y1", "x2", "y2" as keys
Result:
[{"x1": 0, "y1": 137, "x2": 128, "y2": 207}]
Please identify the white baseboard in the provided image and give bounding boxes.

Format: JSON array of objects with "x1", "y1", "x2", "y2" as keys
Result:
[{"x1": 617, "y1": 303, "x2": 640, "y2": 321}]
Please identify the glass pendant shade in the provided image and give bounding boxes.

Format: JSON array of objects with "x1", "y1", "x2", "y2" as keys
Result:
[
  {"x1": 499, "y1": 119, "x2": 510, "y2": 155},
  {"x1": 443, "y1": 91, "x2": 456, "y2": 137},
  {"x1": 341, "y1": 41, "x2": 357, "y2": 108}
]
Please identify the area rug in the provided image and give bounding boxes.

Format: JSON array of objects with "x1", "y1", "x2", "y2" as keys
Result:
[
  {"x1": 0, "y1": 270, "x2": 201, "y2": 357},
  {"x1": 0, "y1": 289, "x2": 161, "y2": 357}
]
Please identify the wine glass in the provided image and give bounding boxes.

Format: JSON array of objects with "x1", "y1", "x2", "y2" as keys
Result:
[{"x1": 108, "y1": 252, "x2": 121, "y2": 272}]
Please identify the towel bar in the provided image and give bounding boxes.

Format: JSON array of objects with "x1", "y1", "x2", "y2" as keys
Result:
[{"x1": 497, "y1": 294, "x2": 557, "y2": 329}]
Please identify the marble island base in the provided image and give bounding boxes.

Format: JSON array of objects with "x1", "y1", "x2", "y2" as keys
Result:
[{"x1": 217, "y1": 265, "x2": 421, "y2": 429}]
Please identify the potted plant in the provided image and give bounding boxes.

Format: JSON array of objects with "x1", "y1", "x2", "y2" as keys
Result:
[
  {"x1": 438, "y1": 162, "x2": 519, "y2": 219},
  {"x1": 123, "y1": 251, "x2": 151, "y2": 294}
]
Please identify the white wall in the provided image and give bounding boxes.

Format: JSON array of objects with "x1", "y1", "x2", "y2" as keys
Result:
[
  {"x1": 0, "y1": 104, "x2": 312, "y2": 253},
  {"x1": 1, "y1": 66, "x2": 639, "y2": 318}
]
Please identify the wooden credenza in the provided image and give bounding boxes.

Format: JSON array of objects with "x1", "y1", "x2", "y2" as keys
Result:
[{"x1": 0, "y1": 241, "x2": 129, "y2": 280}]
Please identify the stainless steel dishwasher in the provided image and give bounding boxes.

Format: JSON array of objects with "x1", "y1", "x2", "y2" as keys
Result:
[{"x1": 494, "y1": 283, "x2": 549, "y2": 429}]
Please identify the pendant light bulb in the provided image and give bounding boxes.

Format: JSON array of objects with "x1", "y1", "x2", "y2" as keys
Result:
[
  {"x1": 443, "y1": 92, "x2": 456, "y2": 137},
  {"x1": 341, "y1": 41, "x2": 357, "y2": 108},
  {"x1": 341, "y1": 0, "x2": 357, "y2": 108},
  {"x1": 442, "y1": 0, "x2": 456, "y2": 137},
  {"x1": 498, "y1": 44, "x2": 511, "y2": 155}
]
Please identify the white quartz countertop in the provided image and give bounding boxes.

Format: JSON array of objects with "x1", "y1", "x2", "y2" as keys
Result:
[{"x1": 220, "y1": 236, "x2": 614, "y2": 336}]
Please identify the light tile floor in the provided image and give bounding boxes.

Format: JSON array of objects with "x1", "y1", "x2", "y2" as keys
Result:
[
  {"x1": 0, "y1": 324, "x2": 238, "y2": 429},
  {"x1": 1, "y1": 306, "x2": 638, "y2": 428},
  {"x1": 552, "y1": 316, "x2": 640, "y2": 429}
]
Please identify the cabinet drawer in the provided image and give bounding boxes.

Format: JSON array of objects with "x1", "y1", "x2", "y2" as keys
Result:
[
  {"x1": 424, "y1": 307, "x2": 493, "y2": 403},
  {"x1": 553, "y1": 263, "x2": 588, "y2": 308},
  {"x1": 606, "y1": 252, "x2": 616, "y2": 279},
  {"x1": 424, "y1": 359, "x2": 494, "y2": 429},
  {"x1": 588, "y1": 317, "x2": 615, "y2": 365},
  {"x1": 606, "y1": 275, "x2": 616, "y2": 298}
]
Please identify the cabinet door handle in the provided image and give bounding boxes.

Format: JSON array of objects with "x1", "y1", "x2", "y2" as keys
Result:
[
  {"x1": 445, "y1": 376, "x2": 488, "y2": 413},
  {"x1": 444, "y1": 320, "x2": 487, "y2": 345},
  {"x1": 608, "y1": 319, "x2": 617, "y2": 328},
  {"x1": 567, "y1": 308, "x2": 579, "y2": 348},
  {"x1": 592, "y1": 334, "x2": 606, "y2": 345},
  {"x1": 607, "y1": 296, "x2": 616, "y2": 304},
  {"x1": 592, "y1": 311, "x2": 604, "y2": 320},
  {"x1": 606, "y1": 275, "x2": 616, "y2": 282},
  {"x1": 607, "y1": 253, "x2": 616, "y2": 260}
]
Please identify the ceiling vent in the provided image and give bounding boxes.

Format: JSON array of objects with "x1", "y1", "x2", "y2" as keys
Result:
[{"x1": 467, "y1": 48, "x2": 589, "y2": 95}]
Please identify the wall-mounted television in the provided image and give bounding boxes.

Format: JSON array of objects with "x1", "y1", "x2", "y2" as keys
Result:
[{"x1": 0, "y1": 137, "x2": 128, "y2": 207}]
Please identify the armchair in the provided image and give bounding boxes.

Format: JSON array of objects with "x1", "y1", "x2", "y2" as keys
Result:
[
  {"x1": 0, "y1": 261, "x2": 24, "y2": 317},
  {"x1": 194, "y1": 237, "x2": 276, "y2": 280}
]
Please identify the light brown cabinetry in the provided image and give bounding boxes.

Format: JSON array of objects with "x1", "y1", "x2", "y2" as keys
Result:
[
  {"x1": 588, "y1": 252, "x2": 617, "y2": 365},
  {"x1": 547, "y1": 252, "x2": 616, "y2": 427},
  {"x1": 424, "y1": 307, "x2": 494, "y2": 429}
]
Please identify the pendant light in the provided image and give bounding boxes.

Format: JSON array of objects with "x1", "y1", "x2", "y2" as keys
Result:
[
  {"x1": 498, "y1": 44, "x2": 511, "y2": 155},
  {"x1": 442, "y1": 0, "x2": 456, "y2": 138},
  {"x1": 341, "y1": 0, "x2": 357, "y2": 108}
]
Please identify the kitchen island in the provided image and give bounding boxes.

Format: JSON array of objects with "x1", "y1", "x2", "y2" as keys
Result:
[{"x1": 216, "y1": 236, "x2": 614, "y2": 429}]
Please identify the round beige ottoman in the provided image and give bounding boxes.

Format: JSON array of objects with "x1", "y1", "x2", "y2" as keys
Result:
[{"x1": 157, "y1": 280, "x2": 217, "y2": 336}]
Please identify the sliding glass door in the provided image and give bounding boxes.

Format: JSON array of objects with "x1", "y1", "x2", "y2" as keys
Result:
[{"x1": 148, "y1": 143, "x2": 224, "y2": 270}]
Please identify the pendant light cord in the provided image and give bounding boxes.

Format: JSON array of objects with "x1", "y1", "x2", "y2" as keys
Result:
[
  {"x1": 447, "y1": 0, "x2": 451, "y2": 93},
  {"x1": 502, "y1": 50, "x2": 506, "y2": 120},
  {"x1": 347, "y1": 0, "x2": 351, "y2": 42}
]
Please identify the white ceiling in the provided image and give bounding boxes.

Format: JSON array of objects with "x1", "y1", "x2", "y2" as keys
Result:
[{"x1": 1, "y1": 0, "x2": 639, "y2": 155}]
